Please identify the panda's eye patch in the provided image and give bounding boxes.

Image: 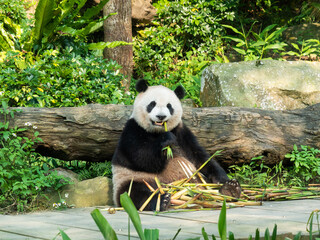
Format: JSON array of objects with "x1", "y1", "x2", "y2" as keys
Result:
[
  {"x1": 167, "y1": 103, "x2": 174, "y2": 115},
  {"x1": 147, "y1": 101, "x2": 156, "y2": 113}
]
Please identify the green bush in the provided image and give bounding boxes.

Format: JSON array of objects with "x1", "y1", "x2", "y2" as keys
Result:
[
  {"x1": 134, "y1": 0, "x2": 238, "y2": 105},
  {"x1": 0, "y1": 49, "x2": 134, "y2": 107},
  {"x1": 0, "y1": 101, "x2": 71, "y2": 212},
  {"x1": 228, "y1": 145, "x2": 320, "y2": 187},
  {"x1": 285, "y1": 145, "x2": 320, "y2": 186},
  {"x1": 0, "y1": 0, "x2": 28, "y2": 24}
]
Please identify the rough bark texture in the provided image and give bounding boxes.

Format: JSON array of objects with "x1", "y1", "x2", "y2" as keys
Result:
[
  {"x1": 103, "y1": 0, "x2": 133, "y2": 91},
  {"x1": 3, "y1": 104, "x2": 320, "y2": 167}
]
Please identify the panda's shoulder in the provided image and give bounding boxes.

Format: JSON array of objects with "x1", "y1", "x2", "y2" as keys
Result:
[
  {"x1": 123, "y1": 118, "x2": 141, "y2": 132},
  {"x1": 122, "y1": 118, "x2": 147, "y2": 137}
]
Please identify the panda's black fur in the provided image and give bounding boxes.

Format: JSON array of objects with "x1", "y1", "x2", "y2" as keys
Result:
[{"x1": 112, "y1": 80, "x2": 240, "y2": 211}]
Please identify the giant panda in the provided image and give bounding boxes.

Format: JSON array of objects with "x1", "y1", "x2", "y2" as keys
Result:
[{"x1": 112, "y1": 80, "x2": 241, "y2": 211}]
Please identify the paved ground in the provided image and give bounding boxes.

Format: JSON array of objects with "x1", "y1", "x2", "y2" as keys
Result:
[{"x1": 0, "y1": 199, "x2": 319, "y2": 240}]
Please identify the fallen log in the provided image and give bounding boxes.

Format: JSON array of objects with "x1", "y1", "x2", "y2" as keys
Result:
[{"x1": 2, "y1": 103, "x2": 320, "y2": 166}]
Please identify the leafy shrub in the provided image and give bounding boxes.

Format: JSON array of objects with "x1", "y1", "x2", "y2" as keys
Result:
[
  {"x1": 0, "y1": 49, "x2": 134, "y2": 107},
  {"x1": 0, "y1": 0, "x2": 28, "y2": 24},
  {"x1": 229, "y1": 145, "x2": 320, "y2": 187},
  {"x1": 223, "y1": 23, "x2": 287, "y2": 61},
  {"x1": 134, "y1": 0, "x2": 238, "y2": 105},
  {"x1": 285, "y1": 145, "x2": 320, "y2": 186},
  {"x1": 0, "y1": 101, "x2": 71, "y2": 212},
  {"x1": 228, "y1": 156, "x2": 284, "y2": 186}
]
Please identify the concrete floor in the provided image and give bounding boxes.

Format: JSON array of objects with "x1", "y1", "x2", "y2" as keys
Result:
[{"x1": 0, "y1": 199, "x2": 319, "y2": 240}]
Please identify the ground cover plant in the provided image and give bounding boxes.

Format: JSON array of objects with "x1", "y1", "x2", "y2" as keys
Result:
[
  {"x1": 0, "y1": 101, "x2": 71, "y2": 213},
  {"x1": 228, "y1": 145, "x2": 320, "y2": 187}
]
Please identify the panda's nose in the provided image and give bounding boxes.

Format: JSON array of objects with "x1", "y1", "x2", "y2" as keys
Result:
[{"x1": 156, "y1": 115, "x2": 166, "y2": 121}]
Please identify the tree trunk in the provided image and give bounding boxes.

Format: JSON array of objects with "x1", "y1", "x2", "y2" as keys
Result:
[
  {"x1": 2, "y1": 104, "x2": 320, "y2": 167},
  {"x1": 103, "y1": 0, "x2": 133, "y2": 92}
]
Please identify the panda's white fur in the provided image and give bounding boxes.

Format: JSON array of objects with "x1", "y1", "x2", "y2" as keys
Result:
[{"x1": 131, "y1": 85, "x2": 183, "y2": 132}]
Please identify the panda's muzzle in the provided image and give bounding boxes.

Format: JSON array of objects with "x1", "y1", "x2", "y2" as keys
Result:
[{"x1": 152, "y1": 115, "x2": 167, "y2": 126}]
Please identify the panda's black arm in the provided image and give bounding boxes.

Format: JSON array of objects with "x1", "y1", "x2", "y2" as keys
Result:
[
  {"x1": 116, "y1": 119, "x2": 171, "y2": 173},
  {"x1": 175, "y1": 124, "x2": 229, "y2": 183}
]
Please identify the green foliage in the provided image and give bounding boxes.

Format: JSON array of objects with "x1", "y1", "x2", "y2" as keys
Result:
[
  {"x1": 0, "y1": 101, "x2": 71, "y2": 212},
  {"x1": 283, "y1": 39, "x2": 320, "y2": 60},
  {"x1": 229, "y1": 145, "x2": 320, "y2": 187},
  {"x1": 0, "y1": 0, "x2": 127, "y2": 55},
  {"x1": 78, "y1": 162, "x2": 113, "y2": 181},
  {"x1": 134, "y1": 0, "x2": 238, "y2": 105},
  {"x1": 285, "y1": 145, "x2": 320, "y2": 186},
  {"x1": 0, "y1": 0, "x2": 28, "y2": 24},
  {"x1": 228, "y1": 156, "x2": 283, "y2": 186},
  {"x1": 223, "y1": 23, "x2": 287, "y2": 61},
  {"x1": 0, "y1": 49, "x2": 134, "y2": 107}
]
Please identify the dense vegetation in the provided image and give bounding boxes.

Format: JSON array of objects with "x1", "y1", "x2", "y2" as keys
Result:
[{"x1": 1, "y1": 0, "x2": 320, "y2": 213}]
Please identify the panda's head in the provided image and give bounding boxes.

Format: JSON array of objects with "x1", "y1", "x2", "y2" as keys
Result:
[{"x1": 131, "y1": 80, "x2": 185, "y2": 133}]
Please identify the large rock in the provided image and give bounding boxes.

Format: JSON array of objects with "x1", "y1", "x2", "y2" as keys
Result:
[
  {"x1": 132, "y1": 0, "x2": 157, "y2": 23},
  {"x1": 47, "y1": 176, "x2": 113, "y2": 208},
  {"x1": 201, "y1": 60, "x2": 320, "y2": 110}
]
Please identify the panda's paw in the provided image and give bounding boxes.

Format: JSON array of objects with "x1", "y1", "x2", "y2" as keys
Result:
[
  {"x1": 160, "y1": 193, "x2": 171, "y2": 211},
  {"x1": 149, "y1": 193, "x2": 171, "y2": 211},
  {"x1": 219, "y1": 179, "x2": 241, "y2": 199},
  {"x1": 161, "y1": 132, "x2": 177, "y2": 147}
]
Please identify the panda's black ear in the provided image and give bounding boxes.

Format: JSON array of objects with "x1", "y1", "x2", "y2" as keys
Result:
[
  {"x1": 174, "y1": 85, "x2": 185, "y2": 99},
  {"x1": 136, "y1": 80, "x2": 149, "y2": 92}
]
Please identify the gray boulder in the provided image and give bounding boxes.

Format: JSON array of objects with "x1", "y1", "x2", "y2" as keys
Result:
[{"x1": 201, "y1": 60, "x2": 320, "y2": 110}]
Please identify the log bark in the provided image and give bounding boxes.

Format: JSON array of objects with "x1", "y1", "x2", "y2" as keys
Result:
[
  {"x1": 2, "y1": 104, "x2": 320, "y2": 166},
  {"x1": 103, "y1": 0, "x2": 133, "y2": 92}
]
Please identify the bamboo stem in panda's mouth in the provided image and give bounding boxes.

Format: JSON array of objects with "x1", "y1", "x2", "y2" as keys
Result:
[{"x1": 163, "y1": 122, "x2": 173, "y2": 159}]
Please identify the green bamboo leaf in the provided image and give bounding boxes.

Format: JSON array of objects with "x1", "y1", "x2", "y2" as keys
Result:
[
  {"x1": 120, "y1": 192, "x2": 146, "y2": 240},
  {"x1": 218, "y1": 200, "x2": 227, "y2": 240},
  {"x1": 88, "y1": 41, "x2": 130, "y2": 50},
  {"x1": 59, "y1": 229, "x2": 72, "y2": 240},
  {"x1": 90, "y1": 209, "x2": 118, "y2": 240}
]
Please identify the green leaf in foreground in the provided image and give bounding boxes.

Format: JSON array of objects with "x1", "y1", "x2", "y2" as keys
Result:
[
  {"x1": 90, "y1": 209, "x2": 118, "y2": 240},
  {"x1": 59, "y1": 229, "x2": 72, "y2": 240},
  {"x1": 218, "y1": 200, "x2": 227, "y2": 240},
  {"x1": 120, "y1": 192, "x2": 146, "y2": 240}
]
